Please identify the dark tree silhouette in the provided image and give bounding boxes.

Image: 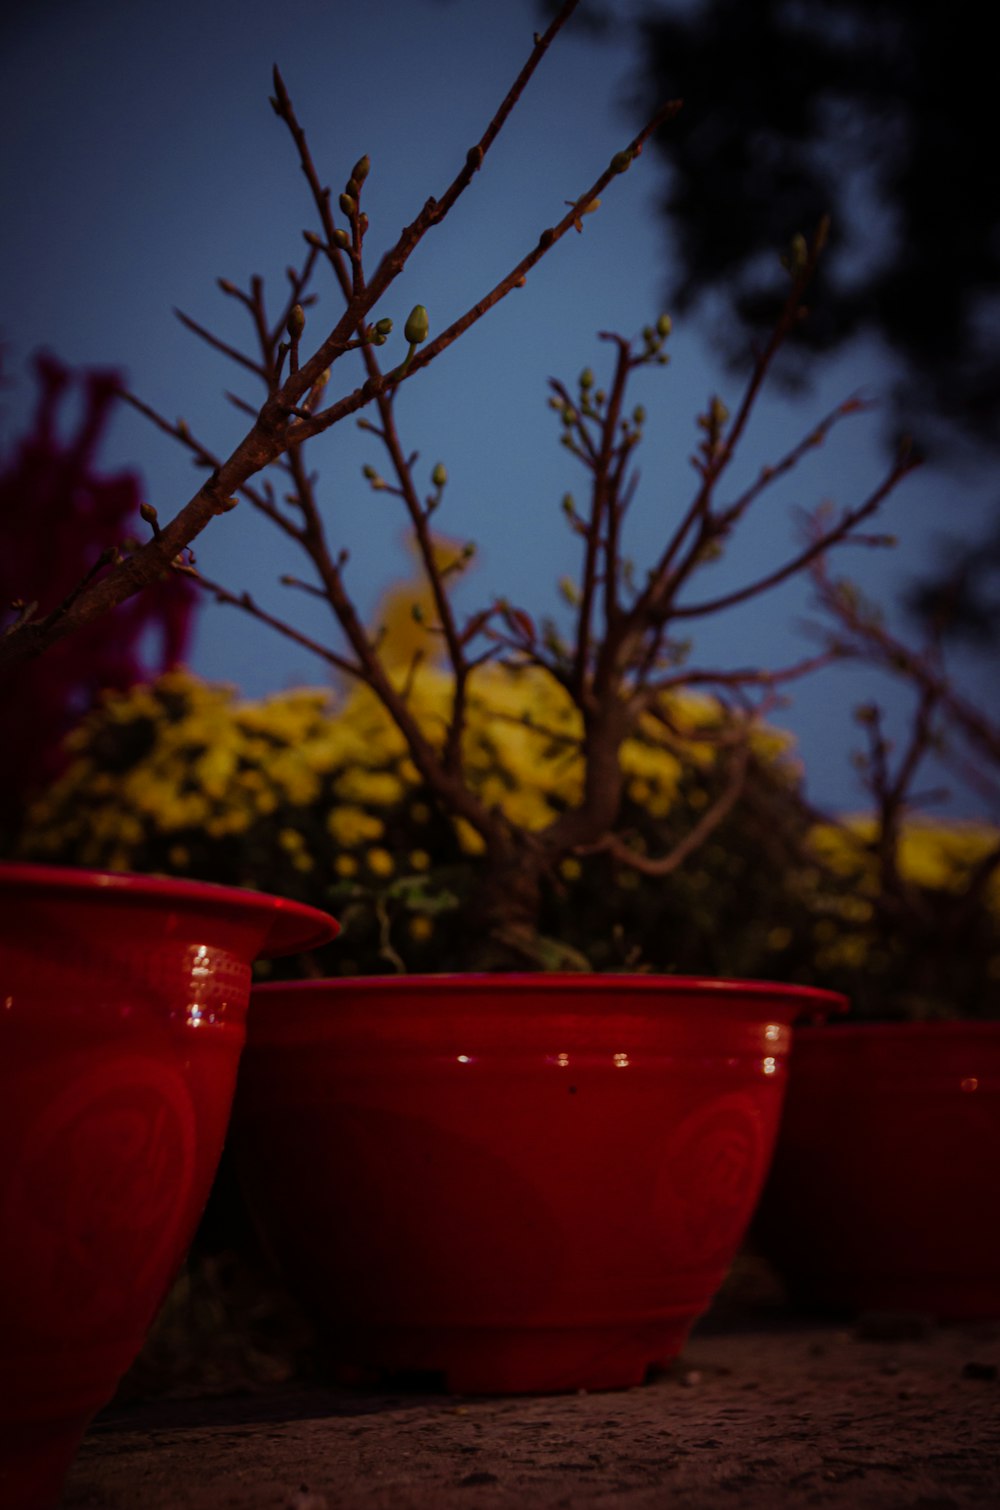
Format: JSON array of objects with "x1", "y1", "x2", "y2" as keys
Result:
[
  {"x1": 541, "y1": 0, "x2": 998, "y2": 638},
  {"x1": 626, "y1": 0, "x2": 999, "y2": 450}
]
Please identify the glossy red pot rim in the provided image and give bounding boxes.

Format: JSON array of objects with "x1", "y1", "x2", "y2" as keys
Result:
[
  {"x1": 253, "y1": 972, "x2": 847, "y2": 1011},
  {"x1": 0, "y1": 860, "x2": 339, "y2": 958}
]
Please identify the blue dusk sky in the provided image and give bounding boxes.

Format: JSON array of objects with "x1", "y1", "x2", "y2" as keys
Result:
[{"x1": 1, "y1": 0, "x2": 995, "y2": 816}]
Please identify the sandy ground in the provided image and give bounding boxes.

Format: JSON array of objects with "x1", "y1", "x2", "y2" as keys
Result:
[{"x1": 61, "y1": 1313, "x2": 1000, "y2": 1510}]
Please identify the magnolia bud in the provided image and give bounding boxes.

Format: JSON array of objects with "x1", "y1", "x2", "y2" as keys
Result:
[
  {"x1": 374, "y1": 317, "x2": 393, "y2": 336},
  {"x1": 609, "y1": 149, "x2": 633, "y2": 174},
  {"x1": 332, "y1": 228, "x2": 351, "y2": 250},
  {"x1": 351, "y1": 154, "x2": 371, "y2": 184},
  {"x1": 431, "y1": 462, "x2": 447, "y2": 488},
  {"x1": 656, "y1": 313, "x2": 672, "y2": 337},
  {"x1": 139, "y1": 501, "x2": 158, "y2": 525},
  {"x1": 339, "y1": 191, "x2": 357, "y2": 218},
  {"x1": 287, "y1": 304, "x2": 306, "y2": 339},
  {"x1": 404, "y1": 304, "x2": 429, "y2": 344}
]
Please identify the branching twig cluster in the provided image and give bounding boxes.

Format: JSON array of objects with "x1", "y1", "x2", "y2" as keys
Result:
[
  {"x1": 3, "y1": 7, "x2": 929, "y2": 956},
  {"x1": 1, "y1": 1, "x2": 674, "y2": 671},
  {"x1": 804, "y1": 557, "x2": 1000, "y2": 926}
]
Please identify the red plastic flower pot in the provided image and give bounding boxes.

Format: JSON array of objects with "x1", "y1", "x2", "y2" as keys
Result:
[
  {"x1": 0, "y1": 862, "x2": 338, "y2": 1510},
  {"x1": 755, "y1": 1019, "x2": 1000, "y2": 1319},
  {"x1": 233, "y1": 973, "x2": 844, "y2": 1395}
]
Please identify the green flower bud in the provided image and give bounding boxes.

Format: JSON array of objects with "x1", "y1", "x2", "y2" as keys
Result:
[
  {"x1": 561, "y1": 493, "x2": 575, "y2": 514},
  {"x1": 351, "y1": 154, "x2": 371, "y2": 184},
  {"x1": 431, "y1": 462, "x2": 448, "y2": 488},
  {"x1": 632, "y1": 405, "x2": 646, "y2": 426},
  {"x1": 303, "y1": 230, "x2": 325, "y2": 250},
  {"x1": 404, "y1": 304, "x2": 429, "y2": 345},
  {"x1": 374, "y1": 317, "x2": 393, "y2": 336},
  {"x1": 139, "y1": 501, "x2": 159, "y2": 525},
  {"x1": 339, "y1": 192, "x2": 357, "y2": 218},
  {"x1": 332, "y1": 228, "x2": 351, "y2": 250},
  {"x1": 609, "y1": 149, "x2": 633, "y2": 175},
  {"x1": 579, "y1": 368, "x2": 594, "y2": 390},
  {"x1": 287, "y1": 304, "x2": 306, "y2": 340},
  {"x1": 656, "y1": 314, "x2": 672, "y2": 338}
]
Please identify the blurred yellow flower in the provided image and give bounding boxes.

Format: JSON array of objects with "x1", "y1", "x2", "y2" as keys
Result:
[
  {"x1": 327, "y1": 807, "x2": 385, "y2": 848},
  {"x1": 366, "y1": 847, "x2": 395, "y2": 877}
]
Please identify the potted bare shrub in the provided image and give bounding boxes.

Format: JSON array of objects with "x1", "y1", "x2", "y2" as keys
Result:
[
  {"x1": 7, "y1": 3, "x2": 921, "y2": 1397},
  {"x1": 752, "y1": 565, "x2": 1000, "y2": 1319}
]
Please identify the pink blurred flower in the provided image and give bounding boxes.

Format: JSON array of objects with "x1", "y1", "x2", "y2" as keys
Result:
[{"x1": 0, "y1": 353, "x2": 197, "y2": 839}]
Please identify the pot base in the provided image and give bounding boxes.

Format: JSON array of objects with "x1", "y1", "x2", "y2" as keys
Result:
[
  {"x1": 0, "y1": 1416, "x2": 90, "y2": 1510},
  {"x1": 321, "y1": 1316, "x2": 697, "y2": 1396}
]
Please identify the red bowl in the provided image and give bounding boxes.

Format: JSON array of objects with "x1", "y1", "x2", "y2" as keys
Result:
[
  {"x1": 0, "y1": 862, "x2": 338, "y2": 1510},
  {"x1": 756, "y1": 1019, "x2": 1000, "y2": 1318},
  {"x1": 235, "y1": 973, "x2": 844, "y2": 1394}
]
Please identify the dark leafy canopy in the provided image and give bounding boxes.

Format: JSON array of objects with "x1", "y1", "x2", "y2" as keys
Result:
[{"x1": 626, "y1": 0, "x2": 999, "y2": 454}]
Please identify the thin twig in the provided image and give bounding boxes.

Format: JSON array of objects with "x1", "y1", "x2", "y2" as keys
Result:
[{"x1": 583, "y1": 740, "x2": 751, "y2": 876}]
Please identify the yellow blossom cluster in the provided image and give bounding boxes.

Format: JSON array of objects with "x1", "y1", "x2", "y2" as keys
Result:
[
  {"x1": 19, "y1": 664, "x2": 997, "y2": 1003},
  {"x1": 800, "y1": 815, "x2": 1000, "y2": 986},
  {"x1": 809, "y1": 816, "x2": 1000, "y2": 909},
  {"x1": 21, "y1": 664, "x2": 743, "y2": 879}
]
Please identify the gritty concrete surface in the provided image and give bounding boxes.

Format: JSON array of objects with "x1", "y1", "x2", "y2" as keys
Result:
[{"x1": 61, "y1": 1315, "x2": 1000, "y2": 1510}]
